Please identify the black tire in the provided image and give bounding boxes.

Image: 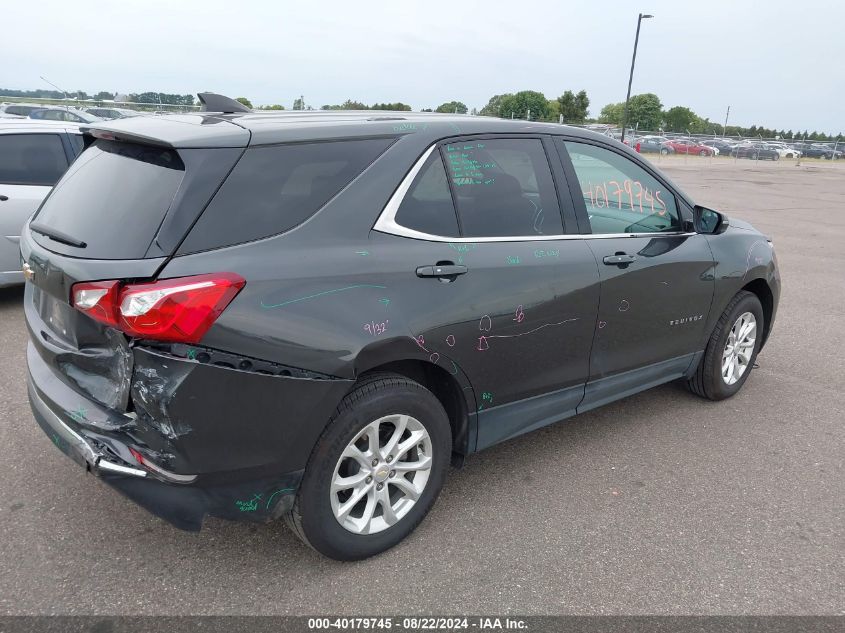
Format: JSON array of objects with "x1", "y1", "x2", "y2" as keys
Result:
[
  {"x1": 699, "y1": 149, "x2": 708, "y2": 156},
  {"x1": 660, "y1": 148, "x2": 669, "y2": 156},
  {"x1": 687, "y1": 291, "x2": 764, "y2": 401},
  {"x1": 286, "y1": 372, "x2": 451, "y2": 560},
  {"x1": 772, "y1": 153, "x2": 780, "y2": 161}
]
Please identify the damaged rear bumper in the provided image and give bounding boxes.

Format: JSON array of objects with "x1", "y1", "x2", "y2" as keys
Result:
[{"x1": 26, "y1": 341, "x2": 353, "y2": 531}]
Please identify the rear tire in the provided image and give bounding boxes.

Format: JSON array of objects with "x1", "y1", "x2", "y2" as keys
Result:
[
  {"x1": 687, "y1": 291, "x2": 764, "y2": 401},
  {"x1": 660, "y1": 148, "x2": 669, "y2": 156},
  {"x1": 699, "y1": 149, "x2": 708, "y2": 156},
  {"x1": 286, "y1": 373, "x2": 451, "y2": 560}
]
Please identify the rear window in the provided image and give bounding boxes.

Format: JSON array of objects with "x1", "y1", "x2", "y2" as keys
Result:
[
  {"x1": 0, "y1": 133, "x2": 68, "y2": 185},
  {"x1": 5, "y1": 105, "x2": 37, "y2": 116},
  {"x1": 31, "y1": 139, "x2": 185, "y2": 259},
  {"x1": 178, "y1": 138, "x2": 392, "y2": 253}
]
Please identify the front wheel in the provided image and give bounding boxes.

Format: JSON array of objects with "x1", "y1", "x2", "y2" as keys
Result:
[
  {"x1": 699, "y1": 149, "x2": 708, "y2": 156},
  {"x1": 688, "y1": 291, "x2": 764, "y2": 400},
  {"x1": 660, "y1": 148, "x2": 669, "y2": 155},
  {"x1": 287, "y1": 373, "x2": 451, "y2": 560}
]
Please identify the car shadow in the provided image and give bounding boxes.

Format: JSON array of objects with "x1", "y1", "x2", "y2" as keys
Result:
[{"x1": 0, "y1": 285, "x2": 24, "y2": 308}]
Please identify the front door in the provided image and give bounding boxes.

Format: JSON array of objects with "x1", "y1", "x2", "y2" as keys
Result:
[{"x1": 557, "y1": 139, "x2": 715, "y2": 385}]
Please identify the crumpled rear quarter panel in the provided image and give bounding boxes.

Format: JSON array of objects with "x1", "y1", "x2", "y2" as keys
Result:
[{"x1": 129, "y1": 347, "x2": 353, "y2": 476}]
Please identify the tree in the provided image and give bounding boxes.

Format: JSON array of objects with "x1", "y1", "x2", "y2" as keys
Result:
[
  {"x1": 626, "y1": 93, "x2": 663, "y2": 131},
  {"x1": 321, "y1": 99, "x2": 368, "y2": 110},
  {"x1": 292, "y1": 96, "x2": 305, "y2": 110},
  {"x1": 498, "y1": 90, "x2": 550, "y2": 120},
  {"x1": 598, "y1": 102, "x2": 625, "y2": 125},
  {"x1": 235, "y1": 97, "x2": 253, "y2": 108},
  {"x1": 93, "y1": 91, "x2": 115, "y2": 101},
  {"x1": 663, "y1": 106, "x2": 699, "y2": 132},
  {"x1": 556, "y1": 89, "x2": 590, "y2": 123},
  {"x1": 371, "y1": 102, "x2": 412, "y2": 111},
  {"x1": 435, "y1": 101, "x2": 468, "y2": 114},
  {"x1": 478, "y1": 94, "x2": 510, "y2": 117},
  {"x1": 257, "y1": 104, "x2": 285, "y2": 110}
]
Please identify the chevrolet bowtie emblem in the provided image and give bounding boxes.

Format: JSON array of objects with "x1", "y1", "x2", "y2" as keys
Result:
[{"x1": 22, "y1": 262, "x2": 34, "y2": 281}]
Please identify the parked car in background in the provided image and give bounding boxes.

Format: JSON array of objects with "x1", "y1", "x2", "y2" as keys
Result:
[
  {"x1": 0, "y1": 103, "x2": 45, "y2": 119},
  {"x1": 795, "y1": 143, "x2": 843, "y2": 159},
  {"x1": 765, "y1": 143, "x2": 801, "y2": 159},
  {"x1": 700, "y1": 139, "x2": 736, "y2": 156},
  {"x1": 84, "y1": 107, "x2": 141, "y2": 120},
  {"x1": 29, "y1": 108, "x2": 102, "y2": 124},
  {"x1": 662, "y1": 138, "x2": 717, "y2": 156},
  {"x1": 731, "y1": 143, "x2": 781, "y2": 160},
  {"x1": 21, "y1": 95, "x2": 780, "y2": 560},
  {"x1": 635, "y1": 136, "x2": 674, "y2": 154},
  {"x1": 0, "y1": 121, "x2": 83, "y2": 286}
]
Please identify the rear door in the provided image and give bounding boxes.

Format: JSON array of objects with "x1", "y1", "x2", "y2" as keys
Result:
[
  {"x1": 556, "y1": 139, "x2": 714, "y2": 402},
  {"x1": 374, "y1": 135, "x2": 600, "y2": 449},
  {"x1": 0, "y1": 132, "x2": 71, "y2": 277}
]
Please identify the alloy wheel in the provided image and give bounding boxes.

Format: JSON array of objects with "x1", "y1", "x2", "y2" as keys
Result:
[
  {"x1": 722, "y1": 311, "x2": 756, "y2": 385},
  {"x1": 330, "y1": 414, "x2": 433, "y2": 534}
]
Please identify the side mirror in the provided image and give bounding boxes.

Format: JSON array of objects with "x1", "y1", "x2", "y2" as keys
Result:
[{"x1": 694, "y1": 205, "x2": 729, "y2": 234}]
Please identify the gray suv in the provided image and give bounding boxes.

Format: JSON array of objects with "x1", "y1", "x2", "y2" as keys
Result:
[{"x1": 22, "y1": 95, "x2": 780, "y2": 560}]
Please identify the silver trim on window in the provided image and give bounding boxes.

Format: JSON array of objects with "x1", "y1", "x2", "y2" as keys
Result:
[{"x1": 373, "y1": 143, "x2": 696, "y2": 243}]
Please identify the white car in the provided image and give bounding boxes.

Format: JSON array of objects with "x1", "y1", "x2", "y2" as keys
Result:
[
  {"x1": 0, "y1": 103, "x2": 45, "y2": 119},
  {"x1": 0, "y1": 120, "x2": 83, "y2": 286},
  {"x1": 768, "y1": 143, "x2": 802, "y2": 159}
]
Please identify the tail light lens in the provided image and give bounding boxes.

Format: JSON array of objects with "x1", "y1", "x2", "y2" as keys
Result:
[{"x1": 71, "y1": 273, "x2": 245, "y2": 343}]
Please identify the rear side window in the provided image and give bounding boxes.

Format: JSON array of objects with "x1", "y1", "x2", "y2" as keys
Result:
[
  {"x1": 394, "y1": 152, "x2": 459, "y2": 237},
  {"x1": 31, "y1": 139, "x2": 185, "y2": 259},
  {"x1": 0, "y1": 134, "x2": 68, "y2": 185},
  {"x1": 180, "y1": 138, "x2": 392, "y2": 253},
  {"x1": 5, "y1": 105, "x2": 37, "y2": 116}
]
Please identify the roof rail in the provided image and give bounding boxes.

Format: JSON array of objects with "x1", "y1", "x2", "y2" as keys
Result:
[{"x1": 197, "y1": 93, "x2": 251, "y2": 114}]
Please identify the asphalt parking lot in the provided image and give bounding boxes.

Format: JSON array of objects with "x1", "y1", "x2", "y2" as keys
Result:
[{"x1": 0, "y1": 157, "x2": 842, "y2": 615}]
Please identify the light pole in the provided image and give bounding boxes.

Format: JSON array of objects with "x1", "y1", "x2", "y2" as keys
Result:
[
  {"x1": 620, "y1": 13, "x2": 653, "y2": 144},
  {"x1": 39, "y1": 75, "x2": 69, "y2": 100}
]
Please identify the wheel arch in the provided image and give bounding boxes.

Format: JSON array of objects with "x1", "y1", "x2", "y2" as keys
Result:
[
  {"x1": 741, "y1": 277, "x2": 775, "y2": 347},
  {"x1": 357, "y1": 358, "x2": 475, "y2": 459}
]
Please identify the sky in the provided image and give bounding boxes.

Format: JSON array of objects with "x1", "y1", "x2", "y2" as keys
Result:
[{"x1": 3, "y1": 0, "x2": 843, "y2": 134}]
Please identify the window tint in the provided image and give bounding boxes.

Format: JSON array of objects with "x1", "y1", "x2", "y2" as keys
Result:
[
  {"x1": 0, "y1": 133, "x2": 68, "y2": 185},
  {"x1": 394, "y1": 152, "x2": 459, "y2": 237},
  {"x1": 31, "y1": 139, "x2": 185, "y2": 259},
  {"x1": 563, "y1": 141, "x2": 680, "y2": 234},
  {"x1": 180, "y1": 138, "x2": 392, "y2": 253},
  {"x1": 442, "y1": 138, "x2": 563, "y2": 237}
]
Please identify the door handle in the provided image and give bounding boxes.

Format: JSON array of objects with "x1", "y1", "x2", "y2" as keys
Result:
[
  {"x1": 0, "y1": 195, "x2": 8, "y2": 202},
  {"x1": 416, "y1": 264, "x2": 468, "y2": 278},
  {"x1": 603, "y1": 254, "x2": 637, "y2": 265}
]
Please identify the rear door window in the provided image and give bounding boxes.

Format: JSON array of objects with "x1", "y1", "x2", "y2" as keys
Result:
[
  {"x1": 442, "y1": 138, "x2": 563, "y2": 237},
  {"x1": 31, "y1": 139, "x2": 185, "y2": 258},
  {"x1": 179, "y1": 138, "x2": 393, "y2": 253},
  {"x1": 0, "y1": 133, "x2": 68, "y2": 185}
]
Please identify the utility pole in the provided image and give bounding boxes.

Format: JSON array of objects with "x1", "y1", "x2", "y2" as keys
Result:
[
  {"x1": 723, "y1": 105, "x2": 730, "y2": 137},
  {"x1": 621, "y1": 13, "x2": 654, "y2": 144}
]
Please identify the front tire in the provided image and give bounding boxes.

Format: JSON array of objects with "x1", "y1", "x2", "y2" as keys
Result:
[
  {"x1": 660, "y1": 148, "x2": 669, "y2": 156},
  {"x1": 287, "y1": 373, "x2": 451, "y2": 560},
  {"x1": 687, "y1": 291, "x2": 764, "y2": 400}
]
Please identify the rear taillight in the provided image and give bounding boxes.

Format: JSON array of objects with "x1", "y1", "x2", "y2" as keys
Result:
[{"x1": 71, "y1": 273, "x2": 245, "y2": 343}]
